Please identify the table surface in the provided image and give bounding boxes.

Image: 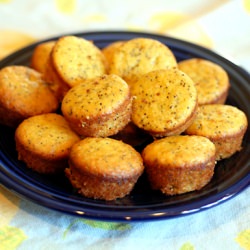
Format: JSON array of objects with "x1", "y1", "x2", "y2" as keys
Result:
[{"x1": 0, "y1": 1, "x2": 249, "y2": 250}]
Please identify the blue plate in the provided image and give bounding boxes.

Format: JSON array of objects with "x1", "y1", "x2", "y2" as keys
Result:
[{"x1": 0, "y1": 31, "x2": 249, "y2": 221}]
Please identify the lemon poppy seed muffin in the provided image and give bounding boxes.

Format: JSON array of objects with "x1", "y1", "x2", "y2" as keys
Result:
[
  {"x1": 0, "y1": 65, "x2": 59, "y2": 127},
  {"x1": 61, "y1": 74, "x2": 132, "y2": 137},
  {"x1": 102, "y1": 41, "x2": 124, "y2": 71},
  {"x1": 178, "y1": 58, "x2": 230, "y2": 105},
  {"x1": 43, "y1": 55, "x2": 70, "y2": 101},
  {"x1": 142, "y1": 135, "x2": 216, "y2": 195},
  {"x1": 31, "y1": 40, "x2": 56, "y2": 74},
  {"x1": 108, "y1": 37, "x2": 177, "y2": 86},
  {"x1": 51, "y1": 35, "x2": 107, "y2": 88},
  {"x1": 131, "y1": 68, "x2": 198, "y2": 137},
  {"x1": 15, "y1": 113, "x2": 80, "y2": 174},
  {"x1": 65, "y1": 137, "x2": 144, "y2": 200},
  {"x1": 185, "y1": 104, "x2": 248, "y2": 160}
]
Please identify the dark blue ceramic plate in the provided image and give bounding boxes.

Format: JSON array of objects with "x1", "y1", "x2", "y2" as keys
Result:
[{"x1": 0, "y1": 31, "x2": 249, "y2": 221}]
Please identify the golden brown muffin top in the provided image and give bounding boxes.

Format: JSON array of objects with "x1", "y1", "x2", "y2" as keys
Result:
[
  {"x1": 15, "y1": 113, "x2": 80, "y2": 159},
  {"x1": 69, "y1": 137, "x2": 144, "y2": 179},
  {"x1": 108, "y1": 37, "x2": 177, "y2": 85},
  {"x1": 178, "y1": 58, "x2": 230, "y2": 105},
  {"x1": 142, "y1": 135, "x2": 216, "y2": 168},
  {"x1": 62, "y1": 74, "x2": 131, "y2": 118},
  {"x1": 185, "y1": 104, "x2": 248, "y2": 139},
  {"x1": 131, "y1": 68, "x2": 197, "y2": 135},
  {"x1": 51, "y1": 35, "x2": 106, "y2": 87},
  {"x1": 0, "y1": 65, "x2": 58, "y2": 115}
]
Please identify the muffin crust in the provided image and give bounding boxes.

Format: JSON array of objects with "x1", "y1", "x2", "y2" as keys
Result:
[
  {"x1": 142, "y1": 135, "x2": 216, "y2": 195},
  {"x1": 0, "y1": 65, "x2": 58, "y2": 127},
  {"x1": 185, "y1": 104, "x2": 248, "y2": 160},
  {"x1": 51, "y1": 35, "x2": 106, "y2": 87},
  {"x1": 131, "y1": 68, "x2": 198, "y2": 137},
  {"x1": 15, "y1": 113, "x2": 80, "y2": 174},
  {"x1": 61, "y1": 74, "x2": 132, "y2": 137},
  {"x1": 178, "y1": 58, "x2": 230, "y2": 105},
  {"x1": 108, "y1": 37, "x2": 177, "y2": 86},
  {"x1": 65, "y1": 137, "x2": 144, "y2": 200}
]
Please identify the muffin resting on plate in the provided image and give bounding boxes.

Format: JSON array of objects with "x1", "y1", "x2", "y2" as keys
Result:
[
  {"x1": 51, "y1": 35, "x2": 107, "y2": 88},
  {"x1": 108, "y1": 37, "x2": 177, "y2": 86},
  {"x1": 61, "y1": 74, "x2": 132, "y2": 137},
  {"x1": 43, "y1": 54, "x2": 70, "y2": 101},
  {"x1": 15, "y1": 113, "x2": 80, "y2": 174},
  {"x1": 131, "y1": 68, "x2": 198, "y2": 137},
  {"x1": 0, "y1": 65, "x2": 59, "y2": 127},
  {"x1": 102, "y1": 41, "x2": 124, "y2": 71},
  {"x1": 178, "y1": 58, "x2": 230, "y2": 105},
  {"x1": 65, "y1": 137, "x2": 144, "y2": 200},
  {"x1": 142, "y1": 135, "x2": 216, "y2": 195},
  {"x1": 185, "y1": 104, "x2": 248, "y2": 160},
  {"x1": 31, "y1": 40, "x2": 56, "y2": 74}
]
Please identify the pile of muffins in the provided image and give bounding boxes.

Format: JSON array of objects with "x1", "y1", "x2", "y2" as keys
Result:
[{"x1": 0, "y1": 35, "x2": 248, "y2": 200}]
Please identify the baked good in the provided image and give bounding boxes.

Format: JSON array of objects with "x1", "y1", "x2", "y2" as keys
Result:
[
  {"x1": 131, "y1": 68, "x2": 198, "y2": 137},
  {"x1": 108, "y1": 37, "x2": 177, "y2": 86},
  {"x1": 43, "y1": 55, "x2": 70, "y2": 101},
  {"x1": 15, "y1": 113, "x2": 80, "y2": 174},
  {"x1": 61, "y1": 74, "x2": 132, "y2": 137},
  {"x1": 0, "y1": 65, "x2": 59, "y2": 127},
  {"x1": 142, "y1": 135, "x2": 216, "y2": 195},
  {"x1": 51, "y1": 35, "x2": 107, "y2": 88},
  {"x1": 178, "y1": 58, "x2": 230, "y2": 105},
  {"x1": 65, "y1": 137, "x2": 144, "y2": 200},
  {"x1": 30, "y1": 40, "x2": 56, "y2": 74},
  {"x1": 185, "y1": 104, "x2": 248, "y2": 160},
  {"x1": 102, "y1": 41, "x2": 124, "y2": 70}
]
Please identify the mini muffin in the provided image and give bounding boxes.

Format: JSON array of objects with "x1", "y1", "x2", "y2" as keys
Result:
[
  {"x1": 31, "y1": 40, "x2": 56, "y2": 74},
  {"x1": 131, "y1": 68, "x2": 198, "y2": 137},
  {"x1": 108, "y1": 37, "x2": 177, "y2": 86},
  {"x1": 142, "y1": 135, "x2": 216, "y2": 195},
  {"x1": 0, "y1": 65, "x2": 59, "y2": 127},
  {"x1": 178, "y1": 58, "x2": 230, "y2": 105},
  {"x1": 61, "y1": 74, "x2": 132, "y2": 137},
  {"x1": 65, "y1": 137, "x2": 144, "y2": 200},
  {"x1": 51, "y1": 35, "x2": 107, "y2": 87},
  {"x1": 185, "y1": 104, "x2": 248, "y2": 160},
  {"x1": 43, "y1": 55, "x2": 70, "y2": 101},
  {"x1": 102, "y1": 41, "x2": 124, "y2": 70},
  {"x1": 15, "y1": 113, "x2": 80, "y2": 174}
]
